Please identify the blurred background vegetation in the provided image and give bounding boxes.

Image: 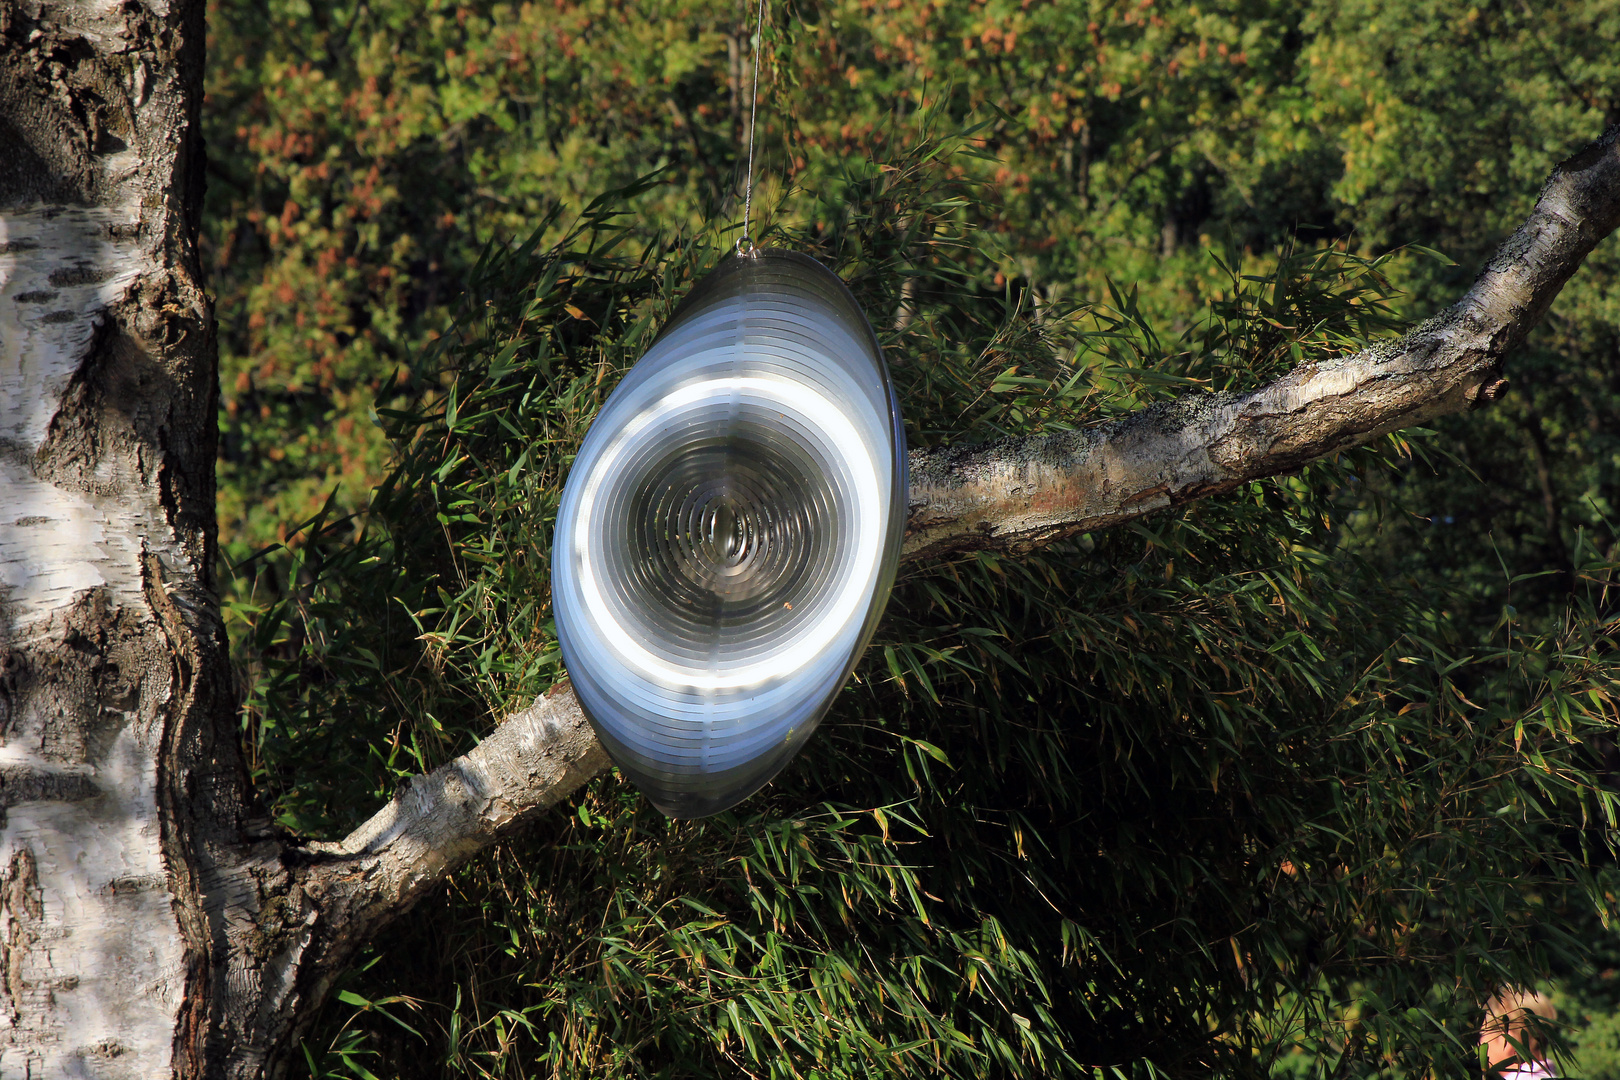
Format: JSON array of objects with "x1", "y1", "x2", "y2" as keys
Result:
[{"x1": 201, "y1": 0, "x2": 1620, "y2": 1075}]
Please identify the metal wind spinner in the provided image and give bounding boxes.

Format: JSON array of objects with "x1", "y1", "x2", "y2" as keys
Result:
[{"x1": 552, "y1": 249, "x2": 907, "y2": 817}]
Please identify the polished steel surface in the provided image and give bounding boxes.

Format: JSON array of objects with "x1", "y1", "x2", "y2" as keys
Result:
[{"x1": 553, "y1": 249, "x2": 906, "y2": 817}]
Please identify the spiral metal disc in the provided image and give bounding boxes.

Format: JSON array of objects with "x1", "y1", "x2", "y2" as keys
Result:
[{"x1": 553, "y1": 249, "x2": 906, "y2": 818}]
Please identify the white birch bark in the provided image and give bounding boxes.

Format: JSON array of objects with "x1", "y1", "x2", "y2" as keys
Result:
[
  {"x1": 0, "y1": 213, "x2": 189, "y2": 1068},
  {"x1": 0, "y1": 142, "x2": 185, "y2": 1080},
  {"x1": 0, "y1": 1, "x2": 215, "y2": 1075}
]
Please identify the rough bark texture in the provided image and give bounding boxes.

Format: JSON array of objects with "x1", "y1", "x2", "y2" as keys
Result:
[
  {"x1": 0, "y1": 0, "x2": 236, "y2": 1075},
  {"x1": 4, "y1": 5, "x2": 1620, "y2": 1072},
  {"x1": 0, "y1": 2, "x2": 319, "y2": 1077}
]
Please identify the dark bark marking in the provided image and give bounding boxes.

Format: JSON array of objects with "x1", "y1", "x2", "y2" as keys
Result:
[
  {"x1": 0, "y1": 848, "x2": 41, "y2": 1026},
  {"x1": 0, "y1": 766, "x2": 100, "y2": 807},
  {"x1": 48, "y1": 265, "x2": 110, "y2": 288}
]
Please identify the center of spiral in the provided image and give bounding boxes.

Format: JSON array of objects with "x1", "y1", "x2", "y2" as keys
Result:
[
  {"x1": 705, "y1": 498, "x2": 747, "y2": 567},
  {"x1": 608, "y1": 424, "x2": 844, "y2": 651}
]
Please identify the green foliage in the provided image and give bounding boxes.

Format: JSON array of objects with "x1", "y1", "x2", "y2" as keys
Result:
[
  {"x1": 204, "y1": 0, "x2": 1620, "y2": 645},
  {"x1": 229, "y1": 135, "x2": 1620, "y2": 1077},
  {"x1": 1300, "y1": 0, "x2": 1620, "y2": 643},
  {"x1": 214, "y1": 0, "x2": 1620, "y2": 564},
  {"x1": 300, "y1": 980, "x2": 425, "y2": 1080},
  {"x1": 203, "y1": 0, "x2": 1620, "y2": 1075},
  {"x1": 202, "y1": 0, "x2": 1620, "y2": 650}
]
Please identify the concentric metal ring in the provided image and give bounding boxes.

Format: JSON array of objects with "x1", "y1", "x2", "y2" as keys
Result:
[{"x1": 553, "y1": 250, "x2": 906, "y2": 818}]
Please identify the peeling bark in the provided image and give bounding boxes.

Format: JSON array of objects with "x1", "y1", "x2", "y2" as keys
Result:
[{"x1": 0, "y1": 0, "x2": 244, "y2": 1075}]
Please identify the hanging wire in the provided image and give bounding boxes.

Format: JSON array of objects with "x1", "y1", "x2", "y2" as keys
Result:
[{"x1": 739, "y1": 0, "x2": 767, "y2": 254}]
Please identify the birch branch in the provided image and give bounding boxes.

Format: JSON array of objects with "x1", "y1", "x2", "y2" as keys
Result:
[
  {"x1": 300, "y1": 683, "x2": 607, "y2": 951},
  {"x1": 305, "y1": 124, "x2": 1620, "y2": 928},
  {"x1": 904, "y1": 127, "x2": 1620, "y2": 559}
]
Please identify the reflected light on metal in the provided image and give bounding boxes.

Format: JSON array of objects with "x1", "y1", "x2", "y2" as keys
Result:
[{"x1": 553, "y1": 249, "x2": 907, "y2": 818}]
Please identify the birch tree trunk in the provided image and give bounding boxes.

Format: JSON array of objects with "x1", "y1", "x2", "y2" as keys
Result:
[
  {"x1": 3, "y1": 0, "x2": 1620, "y2": 1075},
  {"x1": 0, "y1": 0, "x2": 244, "y2": 1074}
]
